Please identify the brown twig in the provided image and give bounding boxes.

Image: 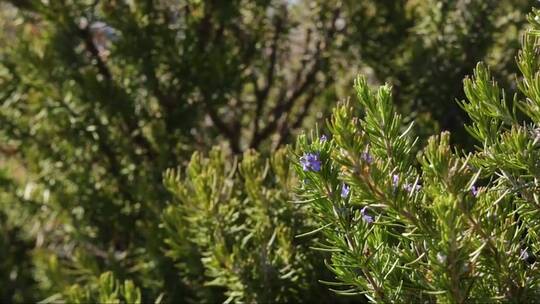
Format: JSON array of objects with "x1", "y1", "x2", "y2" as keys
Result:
[
  {"x1": 77, "y1": 23, "x2": 158, "y2": 160},
  {"x1": 250, "y1": 7, "x2": 341, "y2": 149},
  {"x1": 252, "y1": 15, "x2": 284, "y2": 143}
]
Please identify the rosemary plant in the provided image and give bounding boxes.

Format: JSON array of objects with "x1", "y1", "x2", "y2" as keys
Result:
[{"x1": 294, "y1": 9, "x2": 540, "y2": 303}]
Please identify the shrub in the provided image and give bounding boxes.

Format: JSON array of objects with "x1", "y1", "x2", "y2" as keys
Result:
[
  {"x1": 0, "y1": 1, "x2": 345, "y2": 301},
  {"x1": 294, "y1": 8, "x2": 540, "y2": 302},
  {"x1": 0, "y1": 1, "x2": 536, "y2": 302},
  {"x1": 45, "y1": 272, "x2": 143, "y2": 304},
  {"x1": 162, "y1": 148, "x2": 351, "y2": 303}
]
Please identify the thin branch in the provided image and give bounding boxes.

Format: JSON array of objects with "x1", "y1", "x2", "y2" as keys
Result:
[
  {"x1": 193, "y1": 4, "x2": 242, "y2": 154},
  {"x1": 204, "y1": 100, "x2": 241, "y2": 154},
  {"x1": 291, "y1": 86, "x2": 322, "y2": 130},
  {"x1": 250, "y1": 50, "x2": 317, "y2": 147},
  {"x1": 275, "y1": 86, "x2": 320, "y2": 148},
  {"x1": 77, "y1": 22, "x2": 158, "y2": 160},
  {"x1": 251, "y1": 41, "x2": 323, "y2": 148},
  {"x1": 252, "y1": 15, "x2": 284, "y2": 142},
  {"x1": 78, "y1": 25, "x2": 111, "y2": 80},
  {"x1": 250, "y1": 7, "x2": 341, "y2": 149}
]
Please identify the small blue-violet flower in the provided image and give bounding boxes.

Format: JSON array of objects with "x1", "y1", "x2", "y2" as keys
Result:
[
  {"x1": 471, "y1": 185, "x2": 479, "y2": 197},
  {"x1": 392, "y1": 174, "x2": 400, "y2": 189},
  {"x1": 320, "y1": 134, "x2": 328, "y2": 142},
  {"x1": 341, "y1": 184, "x2": 350, "y2": 198},
  {"x1": 300, "y1": 152, "x2": 322, "y2": 172},
  {"x1": 361, "y1": 151, "x2": 373, "y2": 164},
  {"x1": 361, "y1": 206, "x2": 373, "y2": 224},
  {"x1": 404, "y1": 183, "x2": 421, "y2": 193}
]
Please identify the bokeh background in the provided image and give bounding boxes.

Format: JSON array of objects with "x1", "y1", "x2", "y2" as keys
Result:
[{"x1": 0, "y1": 0, "x2": 536, "y2": 302}]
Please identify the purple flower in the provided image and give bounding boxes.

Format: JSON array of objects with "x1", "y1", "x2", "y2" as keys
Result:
[
  {"x1": 361, "y1": 151, "x2": 373, "y2": 164},
  {"x1": 404, "y1": 183, "x2": 421, "y2": 193},
  {"x1": 300, "y1": 152, "x2": 322, "y2": 172},
  {"x1": 392, "y1": 174, "x2": 400, "y2": 189},
  {"x1": 471, "y1": 185, "x2": 479, "y2": 197},
  {"x1": 341, "y1": 184, "x2": 350, "y2": 198},
  {"x1": 361, "y1": 206, "x2": 374, "y2": 224},
  {"x1": 320, "y1": 135, "x2": 328, "y2": 142}
]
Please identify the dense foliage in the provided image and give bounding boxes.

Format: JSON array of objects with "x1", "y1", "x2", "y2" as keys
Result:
[
  {"x1": 0, "y1": 0, "x2": 538, "y2": 303},
  {"x1": 352, "y1": 0, "x2": 534, "y2": 146},
  {"x1": 0, "y1": 1, "x2": 346, "y2": 301},
  {"x1": 46, "y1": 272, "x2": 143, "y2": 304},
  {"x1": 162, "y1": 148, "x2": 344, "y2": 303},
  {"x1": 294, "y1": 9, "x2": 540, "y2": 302}
]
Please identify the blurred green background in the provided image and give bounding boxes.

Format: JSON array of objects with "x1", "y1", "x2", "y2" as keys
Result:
[{"x1": 0, "y1": 0, "x2": 536, "y2": 302}]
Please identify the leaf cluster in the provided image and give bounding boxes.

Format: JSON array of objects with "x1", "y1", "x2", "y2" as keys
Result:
[{"x1": 294, "y1": 9, "x2": 540, "y2": 302}]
